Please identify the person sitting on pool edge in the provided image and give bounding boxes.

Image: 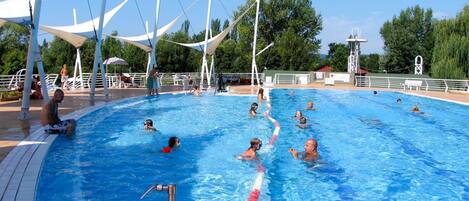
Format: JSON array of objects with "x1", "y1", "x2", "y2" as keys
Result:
[
  {"x1": 297, "y1": 117, "x2": 308, "y2": 128},
  {"x1": 144, "y1": 119, "x2": 157, "y2": 131},
  {"x1": 238, "y1": 138, "x2": 262, "y2": 160},
  {"x1": 294, "y1": 110, "x2": 303, "y2": 119},
  {"x1": 249, "y1": 103, "x2": 258, "y2": 117},
  {"x1": 305, "y1": 101, "x2": 315, "y2": 110},
  {"x1": 162, "y1": 137, "x2": 180, "y2": 153},
  {"x1": 40, "y1": 89, "x2": 76, "y2": 136},
  {"x1": 289, "y1": 138, "x2": 319, "y2": 162}
]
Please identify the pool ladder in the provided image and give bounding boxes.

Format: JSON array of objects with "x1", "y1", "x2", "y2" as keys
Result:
[{"x1": 140, "y1": 184, "x2": 176, "y2": 201}]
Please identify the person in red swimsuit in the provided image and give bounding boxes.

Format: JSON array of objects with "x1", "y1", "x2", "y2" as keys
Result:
[{"x1": 162, "y1": 137, "x2": 180, "y2": 153}]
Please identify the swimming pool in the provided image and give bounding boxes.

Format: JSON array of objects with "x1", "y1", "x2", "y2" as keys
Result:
[{"x1": 36, "y1": 89, "x2": 469, "y2": 200}]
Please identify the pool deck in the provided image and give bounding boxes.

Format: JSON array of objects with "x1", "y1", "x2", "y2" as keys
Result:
[{"x1": 0, "y1": 84, "x2": 468, "y2": 201}]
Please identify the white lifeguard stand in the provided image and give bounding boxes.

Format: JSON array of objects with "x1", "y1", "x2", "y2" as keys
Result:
[
  {"x1": 415, "y1": 55, "x2": 423, "y2": 75},
  {"x1": 346, "y1": 28, "x2": 367, "y2": 74}
]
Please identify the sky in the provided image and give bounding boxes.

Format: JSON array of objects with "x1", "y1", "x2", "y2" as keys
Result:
[{"x1": 36, "y1": 0, "x2": 469, "y2": 54}]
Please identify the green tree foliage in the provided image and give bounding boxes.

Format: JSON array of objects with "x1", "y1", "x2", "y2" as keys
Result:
[
  {"x1": 42, "y1": 37, "x2": 75, "y2": 74},
  {"x1": 380, "y1": 6, "x2": 434, "y2": 74},
  {"x1": 102, "y1": 31, "x2": 122, "y2": 59},
  {"x1": 235, "y1": 0, "x2": 322, "y2": 72},
  {"x1": 0, "y1": 23, "x2": 29, "y2": 75},
  {"x1": 327, "y1": 43, "x2": 348, "y2": 72},
  {"x1": 431, "y1": 6, "x2": 469, "y2": 79},
  {"x1": 122, "y1": 43, "x2": 147, "y2": 73},
  {"x1": 361, "y1": 54, "x2": 381, "y2": 72}
]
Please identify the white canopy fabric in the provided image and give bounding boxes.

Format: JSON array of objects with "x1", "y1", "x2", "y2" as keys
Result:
[
  {"x1": 0, "y1": 0, "x2": 35, "y2": 25},
  {"x1": 168, "y1": 2, "x2": 255, "y2": 55},
  {"x1": 103, "y1": 57, "x2": 128, "y2": 65},
  {"x1": 39, "y1": 0, "x2": 128, "y2": 48},
  {"x1": 110, "y1": 13, "x2": 181, "y2": 52}
]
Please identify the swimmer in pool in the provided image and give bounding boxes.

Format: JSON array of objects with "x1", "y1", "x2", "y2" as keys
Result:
[
  {"x1": 373, "y1": 91, "x2": 378, "y2": 95},
  {"x1": 193, "y1": 85, "x2": 201, "y2": 96},
  {"x1": 297, "y1": 116, "x2": 308, "y2": 128},
  {"x1": 294, "y1": 110, "x2": 303, "y2": 119},
  {"x1": 289, "y1": 138, "x2": 320, "y2": 162},
  {"x1": 162, "y1": 137, "x2": 180, "y2": 153},
  {"x1": 411, "y1": 105, "x2": 423, "y2": 114},
  {"x1": 397, "y1": 98, "x2": 402, "y2": 104},
  {"x1": 238, "y1": 138, "x2": 262, "y2": 160},
  {"x1": 144, "y1": 119, "x2": 157, "y2": 131},
  {"x1": 305, "y1": 101, "x2": 315, "y2": 110},
  {"x1": 249, "y1": 103, "x2": 259, "y2": 117}
]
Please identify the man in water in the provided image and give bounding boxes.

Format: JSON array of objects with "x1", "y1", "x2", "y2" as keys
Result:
[
  {"x1": 249, "y1": 103, "x2": 259, "y2": 117},
  {"x1": 162, "y1": 137, "x2": 180, "y2": 153},
  {"x1": 397, "y1": 98, "x2": 402, "y2": 104},
  {"x1": 144, "y1": 119, "x2": 157, "y2": 131},
  {"x1": 305, "y1": 101, "x2": 315, "y2": 110},
  {"x1": 289, "y1": 139, "x2": 319, "y2": 162},
  {"x1": 40, "y1": 89, "x2": 76, "y2": 136},
  {"x1": 411, "y1": 105, "x2": 424, "y2": 114},
  {"x1": 239, "y1": 138, "x2": 262, "y2": 160}
]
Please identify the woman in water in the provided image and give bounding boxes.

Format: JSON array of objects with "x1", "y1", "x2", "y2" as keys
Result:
[
  {"x1": 257, "y1": 88, "x2": 265, "y2": 101},
  {"x1": 193, "y1": 85, "x2": 201, "y2": 96},
  {"x1": 153, "y1": 72, "x2": 161, "y2": 96},
  {"x1": 238, "y1": 138, "x2": 262, "y2": 160},
  {"x1": 297, "y1": 116, "x2": 308, "y2": 128},
  {"x1": 144, "y1": 119, "x2": 157, "y2": 131},
  {"x1": 162, "y1": 137, "x2": 180, "y2": 153},
  {"x1": 294, "y1": 110, "x2": 303, "y2": 119},
  {"x1": 411, "y1": 105, "x2": 424, "y2": 114},
  {"x1": 249, "y1": 103, "x2": 259, "y2": 117}
]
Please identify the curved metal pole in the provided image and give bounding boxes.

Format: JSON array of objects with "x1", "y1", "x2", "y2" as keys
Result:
[
  {"x1": 200, "y1": 0, "x2": 212, "y2": 89},
  {"x1": 251, "y1": 0, "x2": 260, "y2": 87},
  {"x1": 19, "y1": 0, "x2": 43, "y2": 120},
  {"x1": 90, "y1": 0, "x2": 107, "y2": 101},
  {"x1": 149, "y1": 0, "x2": 161, "y2": 71}
]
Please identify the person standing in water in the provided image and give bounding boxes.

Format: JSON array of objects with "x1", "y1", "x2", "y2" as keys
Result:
[
  {"x1": 147, "y1": 68, "x2": 157, "y2": 96},
  {"x1": 289, "y1": 139, "x2": 320, "y2": 162}
]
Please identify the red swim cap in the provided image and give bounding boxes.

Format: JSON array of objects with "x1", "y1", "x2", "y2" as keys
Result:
[{"x1": 162, "y1": 147, "x2": 171, "y2": 153}]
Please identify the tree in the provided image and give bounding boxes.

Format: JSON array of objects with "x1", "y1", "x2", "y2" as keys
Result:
[
  {"x1": 235, "y1": 0, "x2": 322, "y2": 72},
  {"x1": 0, "y1": 23, "x2": 29, "y2": 75},
  {"x1": 380, "y1": 6, "x2": 434, "y2": 74},
  {"x1": 431, "y1": 6, "x2": 469, "y2": 79},
  {"x1": 42, "y1": 37, "x2": 75, "y2": 74},
  {"x1": 102, "y1": 31, "x2": 122, "y2": 59},
  {"x1": 122, "y1": 43, "x2": 147, "y2": 73},
  {"x1": 361, "y1": 54, "x2": 381, "y2": 72},
  {"x1": 327, "y1": 43, "x2": 348, "y2": 71}
]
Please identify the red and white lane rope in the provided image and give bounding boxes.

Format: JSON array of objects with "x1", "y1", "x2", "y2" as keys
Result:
[{"x1": 247, "y1": 88, "x2": 281, "y2": 201}]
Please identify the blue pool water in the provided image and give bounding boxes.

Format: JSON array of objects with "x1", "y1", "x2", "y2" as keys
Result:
[{"x1": 36, "y1": 89, "x2": 469, "y2": 200}]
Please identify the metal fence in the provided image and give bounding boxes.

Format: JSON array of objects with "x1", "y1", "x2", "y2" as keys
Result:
[{"x1": 355, "y1": 76, "x2": 469, "y2": 92}]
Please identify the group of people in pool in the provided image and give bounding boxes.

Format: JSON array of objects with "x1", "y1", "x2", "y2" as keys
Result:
[
  {"x1": 373, "y1": 91, "x2": 424, "y2": 114},
  {"x1": 242, "y1": 88, "x2": 320, "y2": 162}
]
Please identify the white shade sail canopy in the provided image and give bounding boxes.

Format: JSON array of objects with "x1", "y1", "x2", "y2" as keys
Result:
[
  {"x1": 0, "y1": 0, "x2": 35, "y2": 25},
  {"x1": 39, "y1": 0, "x2": 128, "y2": 48},
  {"x1": 103, "y1": 57, "x2": 128, "y2": 65},
  {"x1": 110, "y1": 13, "x2": 182, "y2": 52},
  {"x1": 168, "y1": 2, "x2": 255, "y2": 56}
]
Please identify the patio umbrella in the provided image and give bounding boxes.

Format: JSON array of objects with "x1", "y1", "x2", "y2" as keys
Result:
[{"x1": 103, "y1": 57, "x2": 128, "y2": 74}]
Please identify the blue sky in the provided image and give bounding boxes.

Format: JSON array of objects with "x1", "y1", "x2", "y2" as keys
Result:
[{"x1": 38, "y1": 0, "x2": 469, "y2": 54}]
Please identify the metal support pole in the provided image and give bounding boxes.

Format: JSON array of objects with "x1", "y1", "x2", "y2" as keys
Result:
[
  {"x1": 146, "y1": 52, "x2": 151, "y2": 77},
  {"x1": 19, "y1": 0, "x2": 43, "y2": 120},
  {"x1": 200, "y1": 0, "x2": 212, "y2": 89},
  {"x1": 149, "y1": 0, "x2": 161, "y2": 71},
  {"x1": 90, "y1": 0, "x2": 107, "y2": 101},
  {"x1": 35, "y1": 47, "x2": 49, "y2": 103},
  {"x1": 251, "y1": 0, "x2": 260, "y2": 87}
]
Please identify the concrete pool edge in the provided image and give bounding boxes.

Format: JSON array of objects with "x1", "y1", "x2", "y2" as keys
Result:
[{"x1": 0, "y1": 92, "x2": 187, "y2": 201}]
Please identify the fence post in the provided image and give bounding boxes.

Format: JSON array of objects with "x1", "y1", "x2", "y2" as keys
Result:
[
  {"x1": 387, "y1": 78, "x2": 390, "y2": 88},
  {"x1": 368, "y1": 76, "x2": 371, "y2": 88},
  {"x1": 425, "y1": 79, "x2": 429, "y2": 91},
  {"x1": 444, "y1": 80, "x2": 448, "y2": 92}
]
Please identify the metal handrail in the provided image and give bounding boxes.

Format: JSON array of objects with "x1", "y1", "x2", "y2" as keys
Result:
[{"x1": 355, "y1": 76, "x2": 469, "y2": 92}]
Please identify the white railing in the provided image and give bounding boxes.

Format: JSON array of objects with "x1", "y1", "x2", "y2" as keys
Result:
[
  {"x1": 273, "y1": 73, "x2": 310, "y2": 84},
  {"x1": 355, "y1": 76, "x2": 469, "y2": 93}
]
